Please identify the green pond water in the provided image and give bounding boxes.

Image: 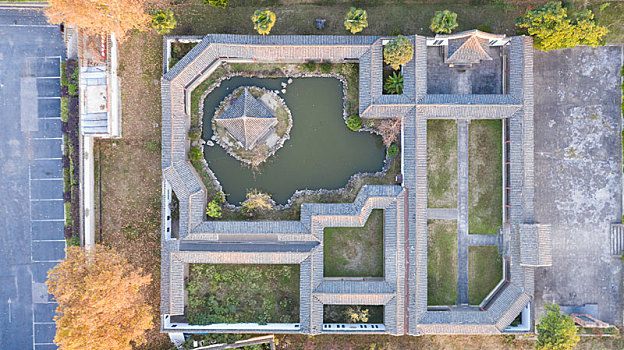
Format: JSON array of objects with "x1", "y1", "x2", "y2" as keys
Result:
[{"x1": 202, "y1": 77, "x2": 385, "y2": 205}]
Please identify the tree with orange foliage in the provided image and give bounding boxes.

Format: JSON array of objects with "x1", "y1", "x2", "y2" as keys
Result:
[
  {"x1": 45, "y1": 0, "x2": 151, "y2": 41},
  {"x1": 46, "y1": 245, "x2": 153, "y2": 350}
]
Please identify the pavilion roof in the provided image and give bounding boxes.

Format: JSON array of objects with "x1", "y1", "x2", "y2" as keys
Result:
[
  {"x1": 445, "y1": 34, "x2": 493, "y2": 65},
  {"x1": 215, "y1": 88, "x2": 277, "y2": 149}
]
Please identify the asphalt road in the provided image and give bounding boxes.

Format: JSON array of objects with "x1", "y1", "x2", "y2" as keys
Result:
[{"x1": 0, "y1": 8, "x2": 66, "y2": 350}]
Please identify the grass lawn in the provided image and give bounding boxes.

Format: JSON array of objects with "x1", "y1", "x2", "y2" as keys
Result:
[
  {"x1": 467, "y1": 246, "x2": 502, "y2": 305},
  {"x1": 468, "y1": 119, "x2": 502, "y2": 235},
  {"x1": 186, "y1": 264, "x2": 300, "y2": 324},
  {"x1": 427, "y1": 119, "x2": 458, "y2": 208},
  {"x1": 274, "y1": 330, "x2": 624, "y2": 350},
  {"x1": 574, "y1": 0, "x2": 624, "y2": 44},
  {"x1": 323, "y1": 209, "x2": 384, "y2": 278},
  {"x1": 427, "y1": 219, "x2": 457, "y2": 306},
  {"x1": 323, "y1": 305, "x2": 384, "y2": 324}
]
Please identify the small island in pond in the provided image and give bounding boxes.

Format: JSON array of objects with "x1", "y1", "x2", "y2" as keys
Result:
[{"x1": 212, "y1": 86, "x2": 292, "y2": 166}]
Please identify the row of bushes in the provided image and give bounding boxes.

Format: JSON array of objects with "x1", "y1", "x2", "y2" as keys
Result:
[{"x1": 61, "y1": 60, "x2": 81, "y2": 247}]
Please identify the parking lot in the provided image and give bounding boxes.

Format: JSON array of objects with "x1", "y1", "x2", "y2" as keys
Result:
[{"x1": 0, "y1": 7, "x2": 66, "y2": 350}]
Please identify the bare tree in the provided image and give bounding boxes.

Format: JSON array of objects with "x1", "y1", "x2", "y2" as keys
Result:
[{"x1": 378, "y1": 119, "x2": 401, "y2": 147}]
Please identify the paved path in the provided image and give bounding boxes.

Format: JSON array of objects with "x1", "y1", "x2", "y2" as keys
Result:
[
  {"x1": 0, "y1": 8, "x2": 65, "y2": 350},
  {"x1": 427, "y1": 208, "x2": 457, "y2": 220},
  {"x1": 456, "y1": 120, "x2": 469, "y2": 305}
]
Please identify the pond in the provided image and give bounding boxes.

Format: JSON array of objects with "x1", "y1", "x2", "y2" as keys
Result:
[{"x1": 202, "y1": 76, "x2": 385, "y2": 205}]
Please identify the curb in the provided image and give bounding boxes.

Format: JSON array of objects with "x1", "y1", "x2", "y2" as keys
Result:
[{"x1": 0, "y1": 1, "x2": 48, "y2": 8}]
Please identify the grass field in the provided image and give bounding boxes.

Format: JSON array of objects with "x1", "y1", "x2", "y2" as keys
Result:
[
  {"x1": 427, "y1": 219, "x2": 457, "y2": 306},
  {"x1": 186, "y1": 264, "x2": 300, "y2": 324},
  {"x1": 468, "y1": 245, "x2": 503, "y2": 305},
  {"x1": 323, "y1": 209, "x2": 384, "y2": 278},
  {"x1": 468, "y1": 120, "x2": 502, "y2": 235},
  {"x1": 427, "y1": 119, "x2": 458, "y2": 208}
]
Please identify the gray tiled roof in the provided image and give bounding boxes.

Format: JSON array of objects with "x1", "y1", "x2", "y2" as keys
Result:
[
  {"x1": 446, "y1": 35, "x2": 493, "y2": 65},
  {"x1": 161, "y1": 33, "x2": 540, "y2": 336},
  {"x1": 519, "y1": 224, "x2": 553, "y2": 267}
]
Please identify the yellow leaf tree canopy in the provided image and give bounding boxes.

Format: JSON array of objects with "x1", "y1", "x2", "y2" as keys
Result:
[
  {"x1": 516, "y1": 1, "x2": 608, "y2": 51},
  {"x1": 46, "y1": 245, "x2": 153, "y2": 350},
  {"x1": 46, "y1": 0, "x2": 151, "y2": 41}
]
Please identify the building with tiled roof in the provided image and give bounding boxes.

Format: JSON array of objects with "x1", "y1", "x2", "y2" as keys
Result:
[
  {"x1": 160, "y1": 30, "x2": 550, "y2": 343},
  {"x1": 445, "y1": 33, "x2": 493, "y2": 66},
  {"x1": 215, "y1": 88, "x2": 277, "y2": 149}
]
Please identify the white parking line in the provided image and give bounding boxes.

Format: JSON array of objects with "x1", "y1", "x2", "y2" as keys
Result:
[
  {"x1": 36, "y1": 76, "x2": 61, "y2": 79},
  {"x1": 30, "y1": 199, "x2": 63, "y2": 202},
  {"x1": 32, "y1": 240, "x2": 65, "y2": 243},
  {"x1": 38, "y1": 117, "x2": 61, "y2": 120},
  {"x1": 33, "y1": 158, "x2": 62, "y2": 161},
  {"x1": 33, "y1": 322, "x2": 55, "y2": 325},
  {"x1": 30, "y1": 178, "x2": 63, "y2": 181},
  {"x1": 0, "y1": 25, "x2": 56, "y2": 28},
  {"x1": 37, "y1": 96, "x2": 61, "y2": 100},
  {"x1": 31, "y1": 260, "x2": 62, "y2": 263},
  {"x1": 31, "y1": 219, "x2": 65, "y2": 222},
  {"x1": 32, "y1": 137, "x2": 63, "y2": 140}
]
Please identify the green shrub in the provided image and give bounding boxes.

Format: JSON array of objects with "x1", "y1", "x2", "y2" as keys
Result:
[
  {"x1": 516, "y1": 2, "x2": 608, "y2": 51},
  {"x1": 384, "y1": 71, "x2": 403, "y2": 94},
  {"x1": 66, "y1": 235, "x2": 80, "y2": 247},
  {"x1": 251, "y1": 9, "x2": 276, "y2": 35},
  {"x1": 430, "y1": 10, "x2": 458, "y2": 34},
  {"x1": 189, "y1": 147, "x2": 202, "y2": 161},
  {"x1": 68, "y1": 84, "x2": 77, "y2": 97},
  {"x1": 477, "y1": 24, "x2": 492, "y2": 33},
  {"x1": 60, "y1": 97, "x2": 69, "y2": 122},
  {"x1": 344, "y1": 7, "x2": 368, "y2": 34},
  {"x1": 320, "y1": 62, "x2": 333, "y2": 74},
  {"x1": 188, "y1": 127, "x2": 202, "y2": 140},
  {"x1": 346, "y1": 114, "x2": 362, "y2": 131},
  {"x1": 302, "y1": 62, "x2": 317, "y2": 72},
  {"x1": 206, "y1": 200, "x2": 222, "y2": 218},
  {"x1": 383, "y1": 35, "x2": 414, "y2": 70},
  {"x1": 151, "y1": 9, "x2": 177, "y2": 35},
  {"x1": 60, "y1": 61, "x2": 68, "y2": 87},
  {"x1": 203, "y1": 0, "x2": 228, "y2": 8},
  {"x1": 387, "y1": 144, "x2": 399, "y2": 158},
  {"x1": 70, "y1": 68, "x2": 79, "y2": 82}
]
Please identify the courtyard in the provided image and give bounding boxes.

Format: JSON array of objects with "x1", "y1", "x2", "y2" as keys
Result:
[{"x1": 426, "y1": 118, "x2": 503, "y2": 306}]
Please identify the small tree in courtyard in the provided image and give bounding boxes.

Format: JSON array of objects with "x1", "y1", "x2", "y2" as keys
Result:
[
  {"x1": 383, "y1": 35, "x2": 414, "y2": 70},
  {"x1": 251, "y1": 9, "x2": 276, "y2": 35},
  {"x1": 151, "y1": 9, "x2": 177, "y2": 35},
  {"x1": 46, "y1": 245, "x2": 152, "y2": 350},
  {"x1": 536, "y1": 303, "x2": 580, "y2": 350},
  {"x1": 344, "y1": 7, "x2": 368, "y2": 34},
  {"x1": 516, "y1": 1, "x2": 607, "y2": 51},
  {"x1": 203, "y1": 0, "x2": 228, "y2": 9},
  {"x1": 430, "y1": 10, "x2": 458, "y2": 34},
  {"x1": 46, "y1": 0, "x2": 151, "y2": 41}
]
